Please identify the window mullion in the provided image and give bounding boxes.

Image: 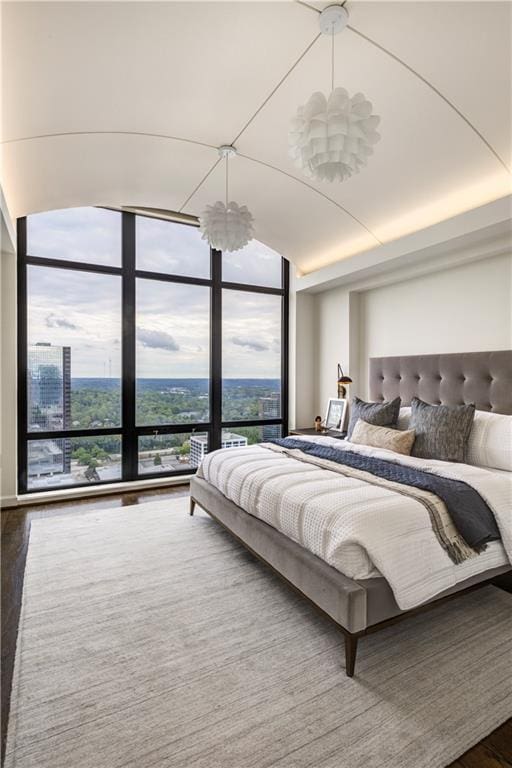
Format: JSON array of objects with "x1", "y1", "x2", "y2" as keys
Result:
[
  {"x1": 281, "y1": 258, "x2": 290, "y2": 437},
  {"x1": 210, "y1": 248, "x2": 222, "y2": 451},
  {"x1": 121, "y1": 212, "x2": 137, "y2": 480},
  {"x1": 17, "y1": 218, "x2": 29, "y2": 492}
]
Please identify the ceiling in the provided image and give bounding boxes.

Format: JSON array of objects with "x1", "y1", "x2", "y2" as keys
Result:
[{"x1": 1, "y1": 1, "x2": 511, "y2": 274}]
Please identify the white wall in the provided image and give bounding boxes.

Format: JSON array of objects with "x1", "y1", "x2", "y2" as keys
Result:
[
  {"x1": 289, "y1": 284, "x2": 316, "y2": 429},
  {"x1": 309, "y1": 251, "x2": 512, "y2": 415},
  {"x1": 359, "y1": 253, "x2": 512, "y2": 397},
  {"x1": 315, "y1": 285, "x2": 350, "y2": 417}
]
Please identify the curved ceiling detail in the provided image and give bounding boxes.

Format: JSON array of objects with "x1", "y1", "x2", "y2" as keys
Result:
[
  {"x1": 346, "y1": 25, "x2": 510, "y2": 173},
  {"x1": 0, "y1": 128, "x2": 386, "y2": 248},
  {"x1": 298, "y1": 1, "x2": 511, "y2": 172},
  {"x1": 1, "y1": 1, "x2": 510, "y2": 274},
  {"x1": 3, "y1": 130, "x2": 218, "y2": 151},
  {"x1": 237, "y1": 152, "x2": 383, "y2": 244}
]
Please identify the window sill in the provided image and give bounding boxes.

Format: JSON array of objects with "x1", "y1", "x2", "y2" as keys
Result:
[{"x1": 9, "y1": 474, "x2": 193, "y2": 509}]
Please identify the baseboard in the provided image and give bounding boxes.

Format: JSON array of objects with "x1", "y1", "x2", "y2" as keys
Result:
[{"x1": 0, "y1": 495, "x2": 18, "y2": 509}]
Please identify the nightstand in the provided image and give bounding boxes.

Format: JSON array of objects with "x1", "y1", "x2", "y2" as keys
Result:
[{"x1": 289, "y1": 428, "x2": 346, "y2": 440}]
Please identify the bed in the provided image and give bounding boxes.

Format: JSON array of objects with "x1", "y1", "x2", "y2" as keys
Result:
[{"x1": 190, "y1": 350, "x2": 512, "y2": 676}]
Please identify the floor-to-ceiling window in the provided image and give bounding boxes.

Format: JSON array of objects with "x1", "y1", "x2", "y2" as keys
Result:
[{"x1": 17, "y1": 207, "x2": 289, "y2": 493}]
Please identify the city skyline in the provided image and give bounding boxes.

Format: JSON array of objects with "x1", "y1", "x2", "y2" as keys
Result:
[{"x1": 26, "y1": 346, "x2": 279, "y2": 487}]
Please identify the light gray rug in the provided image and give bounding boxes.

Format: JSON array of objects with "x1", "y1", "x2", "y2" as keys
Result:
[{"x1": 5, "y1": 498, "x2": 512, "y2": 768}]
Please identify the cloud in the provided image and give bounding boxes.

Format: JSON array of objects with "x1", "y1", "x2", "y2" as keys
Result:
[
  {"x1": 29, "y1": 207, "x2": 121, "y2": 267},
  {"x1": 45, "y1": 313, "x2": 78, "y2": 330},
  {"x1": 231, "y1": 336, "x2": 269, "y2": 352},
  {"x1": 137, "y1": 327, "x2": 180, "y2": 352}
]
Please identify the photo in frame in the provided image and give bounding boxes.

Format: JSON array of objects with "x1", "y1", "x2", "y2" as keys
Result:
[{"x1": 324, "y1": 398, "x2": 348, "y2": 432}]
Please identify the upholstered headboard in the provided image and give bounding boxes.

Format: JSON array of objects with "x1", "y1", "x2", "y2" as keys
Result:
[{"x1": 369, "y1": 350, "x2": 512, "y2": 414}]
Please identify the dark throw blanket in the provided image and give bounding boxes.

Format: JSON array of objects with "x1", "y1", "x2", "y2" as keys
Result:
[{"x1": 271, "y1": 438, "x2": 500, "y2": 553}]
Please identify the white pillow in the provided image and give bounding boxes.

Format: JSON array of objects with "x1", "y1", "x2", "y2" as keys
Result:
[
  {"x1": 397, "y1": 407, "x2": 411, "y2": 431},
  {"x1": 398, "y1": 406, "x2": 511, "y2": 471},
  {"x1": 466, "y1": 411, "x2": 512, "y2": 472}
]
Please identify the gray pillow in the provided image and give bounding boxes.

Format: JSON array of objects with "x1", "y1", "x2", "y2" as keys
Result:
[
  {"x1": 410, "y1": 397, "x2": 475, "y2": 463},
  {"x1": 347, "y1": 396, "x2": 401, "y2": 439}
]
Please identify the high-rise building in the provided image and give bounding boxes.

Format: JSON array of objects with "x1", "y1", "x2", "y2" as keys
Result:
[
  {"x1": 27, "y1": 343, "x2": 72, "y2": 477},
  {"x1": 28, "y1": 343, "x2": 71, "y2": 430},
  {"x1": 259, "y1": 392, "x2": 281, "y2": 441},
  {"x1": 27, "y1": 439, "x2": 67, "y2": 479},
  {"x1": 189, "y1": 432, "x2": 248, "y2": 468}
]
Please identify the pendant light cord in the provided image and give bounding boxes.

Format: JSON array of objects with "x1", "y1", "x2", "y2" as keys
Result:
[
  {"x1": 225, "y1": 155, "x2": 228, "y2": 207},
  {"x1": 331, "y1": 24, "x2": 335, "y2": 92}
]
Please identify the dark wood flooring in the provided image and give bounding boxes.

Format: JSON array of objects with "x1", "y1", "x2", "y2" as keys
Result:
[{"x1": 2, "y1": 485, "x2": 511, "y2": 767}]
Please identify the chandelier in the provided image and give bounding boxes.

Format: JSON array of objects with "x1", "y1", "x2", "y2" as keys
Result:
[
  {"x1": 199, "y1": 145, "x2": 254, "y2": 252},
  {"x1": 289, "y1": 5, "x2": 381, "y2": 183}
]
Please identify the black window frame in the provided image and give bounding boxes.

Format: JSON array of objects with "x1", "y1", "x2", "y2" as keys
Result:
[{"x1": 17, "y1": 210, "x2": 289, "y2": 494}]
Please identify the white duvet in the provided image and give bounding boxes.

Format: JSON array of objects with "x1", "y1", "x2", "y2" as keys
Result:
[{"x1": 200, "y1": 436, "x2": 512, "y2": 610}]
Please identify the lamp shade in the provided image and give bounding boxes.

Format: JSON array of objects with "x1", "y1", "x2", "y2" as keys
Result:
[
  {"x1": 337, "y1": 363, "x2": 352, "y2": 400},
  {"x1": 199, "y1": 200, "x2": 254, "y2": 252},
  {"x1": 337, "y1": 364, "x2": 352, "y2": 385},
  {"x1": 289, "y1": 88, "x2": 381, "y2": 183}
]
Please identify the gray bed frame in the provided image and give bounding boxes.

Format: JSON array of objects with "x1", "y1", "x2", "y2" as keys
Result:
[{"x1": 190, "y1": 350, "x2": 512, "y2": 676}]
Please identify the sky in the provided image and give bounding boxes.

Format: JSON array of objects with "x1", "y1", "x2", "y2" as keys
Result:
[{"x1": 27, "y1": 207, "x2": 283, "y2": 379}]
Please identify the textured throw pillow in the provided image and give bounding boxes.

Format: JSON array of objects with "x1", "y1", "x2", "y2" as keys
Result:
[
  {"x1": 349, "y1": 419, "x2": 416, "y2": 455},
  {"x1": 466, "y1": 411, "x2": 512, "y2": 472},
  {"x1": 410, "y1": 397, "x2": 475, "y2": 463},
  {"x1": 346, "y1": 396, "x2": 401, "y2": 439}
]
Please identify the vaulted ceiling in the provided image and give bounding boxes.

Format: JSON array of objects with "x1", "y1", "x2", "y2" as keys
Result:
[{"x1": 2, "y1": 1, "x2": 511, "y2": 273}]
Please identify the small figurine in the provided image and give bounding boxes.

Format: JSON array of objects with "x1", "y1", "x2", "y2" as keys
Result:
[{"x1": 314, "y1": 416, "x2": 324, "y2": 432}]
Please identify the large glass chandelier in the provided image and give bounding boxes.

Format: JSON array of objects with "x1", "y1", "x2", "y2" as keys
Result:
[
  {"x1": 289, "y1": 5, "x2": 381, "y2": 183},
  {"x1": 199, "y1": 145, "x2": 254, "y2": 252}
]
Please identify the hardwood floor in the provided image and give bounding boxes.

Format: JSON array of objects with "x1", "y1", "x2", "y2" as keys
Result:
[{"x1": 2, "y1": 486, "x2": 511, "y2": 767}]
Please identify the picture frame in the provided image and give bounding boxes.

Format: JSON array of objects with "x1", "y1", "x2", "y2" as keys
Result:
[{"x1": 324, "y1": 398, "x2": 348, "y2": 432}]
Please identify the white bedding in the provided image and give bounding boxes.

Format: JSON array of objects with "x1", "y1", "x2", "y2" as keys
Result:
[{"x1": 200, "y1": 436, "x2": 512, "y2": 610}]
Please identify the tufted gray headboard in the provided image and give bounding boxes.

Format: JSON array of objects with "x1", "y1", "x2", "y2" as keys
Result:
[{"x1": 369, "y1": 350, "x2": 512, "y2": 414}]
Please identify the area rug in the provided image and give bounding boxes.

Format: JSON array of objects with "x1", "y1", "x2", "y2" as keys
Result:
[{"x1": 5, "y1": 498, "x2": 512, "y2": 768}]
